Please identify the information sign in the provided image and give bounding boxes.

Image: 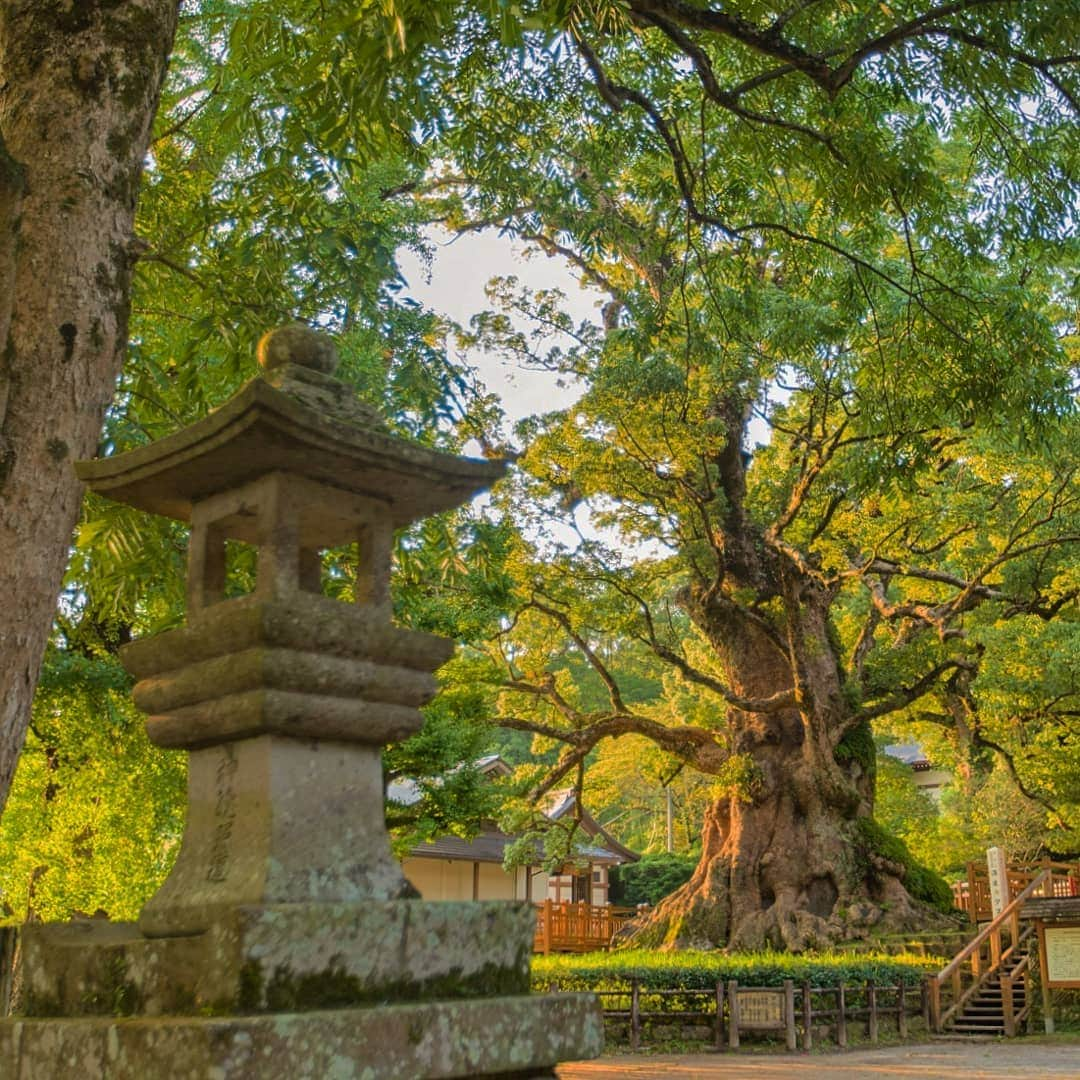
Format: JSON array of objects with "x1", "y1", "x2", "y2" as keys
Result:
[
  {"x1": 1045, "y1": 925, "x2": 1080, "y2": 987},
  {"x1": 737, "y1": 990, "x2": 783, "y2": 1027}
]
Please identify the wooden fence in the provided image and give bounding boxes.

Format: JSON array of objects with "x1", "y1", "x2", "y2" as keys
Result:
[
  {"x1": 533, "y1": 901, "x2": 637, "y2": 954},
  {"x1": 951, "y1": 859, "x2": 1080, "y2": 923},
  {"x1": 548, "y1": 976, "x2": 926, "y2": 1051},
  {"x1": 0, "y1": 927, "x2": 17, "y2": 1018}
]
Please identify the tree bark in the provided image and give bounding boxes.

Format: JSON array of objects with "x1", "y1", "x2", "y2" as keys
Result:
[
  {"x1": 0, "y1": 0, "x2": 179, "y2": 815},
  {"x1": 625, "y1": 396, "x2": 935, "y2": 950},
  {"x1": 634, "y1": 576, "x2": 930, "y2": 950}
]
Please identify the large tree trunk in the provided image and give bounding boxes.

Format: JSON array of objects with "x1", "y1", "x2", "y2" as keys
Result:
[
  {"x1": 635, "y1": 570, "x2": 927, "y2": 952},
  {"x1": 0, "y1": 1, "x2": 178, "y2": 816}
]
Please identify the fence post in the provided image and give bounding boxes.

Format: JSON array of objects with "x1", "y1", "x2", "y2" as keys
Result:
[
  {"x1": 728, "y1": 980, "x2": 740, "y2": 1049},
  {"x1": 867, "y1": 979, "x2": 879, "y2": 1043},
  {"x1": 897, "y1": 980, "x2": 907, "y2": 1037},
  {"x1": 714, "y1": 980, "x2": 725, "y2": 1051},
  {"x1": 837, "y1": 983, "x2": 847, "y2": 1048},
  {"x1": 0, "y1": 927, "x2": 16, "y2": 1018},
  {"x1": 783, "y1": 979, "x2": 796, "y2": 1051},
  {"x1": 541, "y1": 899, "x2": 552, "y2": 956},
  {"x1": 1001, "y1": 971, "x2": 1016, "y2": 1037},
  {"x1": 800, "y1": 982, "x2": 812, "y2": 1050},
  {"x1": 630, "y1": 978, "x2": 641, "y2": 1050},
  {"x1": 929, "y1": 974, "x2": 942, "y2": 1033}
]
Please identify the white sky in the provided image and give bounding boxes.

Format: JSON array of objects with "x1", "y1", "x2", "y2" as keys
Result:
[{"x1": 397, "y1": 227, "x2": 602, "y2": 428}]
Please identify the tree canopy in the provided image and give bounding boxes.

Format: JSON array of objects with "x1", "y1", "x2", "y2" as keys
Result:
[{"x1": 0, "y1": 0, "x2": 1076, "y2": 947}]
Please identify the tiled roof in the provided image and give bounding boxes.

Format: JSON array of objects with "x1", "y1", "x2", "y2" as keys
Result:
[
  {"x1": 883, "y1": 742, "x2": 931, "y2": 768},
  {"x1": 408, "y1": 828, "x2": 628, "y2": 866}
]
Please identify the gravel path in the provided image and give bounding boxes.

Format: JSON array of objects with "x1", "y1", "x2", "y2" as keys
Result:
[{"x1": 557, "y1": 1038, "x2": 1080, "y2": 1079}]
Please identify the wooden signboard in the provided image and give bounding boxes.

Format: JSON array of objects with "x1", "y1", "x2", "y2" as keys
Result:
[
  {"x1": 737, "y1": 991, "x2": 783, "y2": 1027},
  {"x1": 727, "y1": 980, "x2": 797, "y2": 1050},
  {"x1": 1039, "y1": 923, "x2": 1080, "y2": 989},
  {"x1": 986, "y1": 846, "x2": 1010, "y2": 917}
]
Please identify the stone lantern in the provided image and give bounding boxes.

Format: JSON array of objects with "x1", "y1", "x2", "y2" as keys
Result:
[{"x1": 2, "y1": 328, "x2": 601, "y2": 1078}]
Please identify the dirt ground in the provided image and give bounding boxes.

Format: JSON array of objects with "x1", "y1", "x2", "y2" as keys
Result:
[{"x1": 557, "y1": 1037, "x2": 1080, "y2": 1079}]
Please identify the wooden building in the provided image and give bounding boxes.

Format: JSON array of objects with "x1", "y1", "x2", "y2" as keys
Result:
[{"x1": 390, "y1": 756, "x2": 637, "y2": 905}]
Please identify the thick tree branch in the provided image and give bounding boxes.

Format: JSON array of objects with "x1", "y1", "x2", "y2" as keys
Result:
[
  {"x1": 627, "y1": 0, "x2": 834, "y2": 88},
  {"x1": 859, "y1": 659, "x2": 973, "y2": 721},
  {"x1": 494, "y1": 710, "x2": 730, "y2": 796}
]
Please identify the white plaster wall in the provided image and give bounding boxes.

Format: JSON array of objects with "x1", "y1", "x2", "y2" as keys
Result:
[
  {"x1": 402, "y1": 857, "x2": 442, "y2": 900},
  {"x1": 401, "y1": 858, "x2": 473, "y2": 900},
  {"x1": 477, "y1": 862, "x2": 516, "y2": 900},
  {"x1": 530, "y1": 869, "x2": 550, "y2": 901},
  {"x1": 914, "y1": 768, "x2": 952, "y2": 803}
]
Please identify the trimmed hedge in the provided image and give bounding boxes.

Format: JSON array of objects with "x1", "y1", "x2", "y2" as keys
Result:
[{"x1": 532, "y1": 948, "x2": 939, "y2": 992}]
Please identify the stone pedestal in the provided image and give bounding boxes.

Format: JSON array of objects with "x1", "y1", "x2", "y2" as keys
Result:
[
  {"x1": 2, "y1": 994, "x2": 597, "y2": 1079},
  {"x1": 1, "y1": 328, "x2": 601, "y2": 1078}
]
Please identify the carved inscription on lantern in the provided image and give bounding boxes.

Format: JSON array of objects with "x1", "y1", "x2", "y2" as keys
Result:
[{"x1": 207, "y1": 744, "x2": 239, "y2": 882}]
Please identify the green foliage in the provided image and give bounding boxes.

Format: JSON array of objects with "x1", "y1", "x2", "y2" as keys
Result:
[
  {"x1": 855, "y1": 819, "x2": 955, "y2": 914},
  {"x1": 873, "y1": 754, "x2": 939, "y2": 855},
  {"x1": 874, "y1": 716, "x2": 1080, "y2": 878},
  {"x1": 532, "y1": 949, "x2": 938, "y2": 992},
  {"x1": 609, "y1": 852, "x2": 697, "y2": 906},
  {"x1": 0, "y1": 650, "x2": 185, "y2": 923},
  {"x1": 835, "y1": 723, "x2": 876, "y2": 776}
]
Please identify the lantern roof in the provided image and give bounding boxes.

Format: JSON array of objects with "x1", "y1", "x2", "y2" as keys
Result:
[{"x1": 76, "y1": 328, "x2": 507, "y2": 527}]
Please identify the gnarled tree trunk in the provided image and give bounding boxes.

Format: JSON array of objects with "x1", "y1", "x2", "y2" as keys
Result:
[
  {"x1": 636, "y1": 585, "x2": 923, "y2": 950},
  {"x1": 631, "y1": 410, "x2": 932, "y2": 951},
  {"x1": 0, "y1": 0, "x2": 179, "y2": 816}
]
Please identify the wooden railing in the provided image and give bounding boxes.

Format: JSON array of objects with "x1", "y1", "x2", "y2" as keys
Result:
[
  {"x1": 533, "y1": 900, "x2": 636, "y2": 954},
  {"x1": 544, "y1": 977, "x2": 925, "y2": 1051},
  {"x1": 929, "y1": 869, "x2": 1047, "y2": 1033},
  {"x1": 952, "y1": 858, "x2": 1080, "y2": 922}
]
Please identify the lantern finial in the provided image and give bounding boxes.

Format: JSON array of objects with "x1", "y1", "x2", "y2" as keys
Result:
[{"x1": 257, "y1": 323, "x2": 338, "y2": 375}]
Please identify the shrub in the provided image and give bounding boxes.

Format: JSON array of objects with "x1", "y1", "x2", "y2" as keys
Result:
[{"x1": 609, "y1": 852, "x2": 697, "y2": 906}]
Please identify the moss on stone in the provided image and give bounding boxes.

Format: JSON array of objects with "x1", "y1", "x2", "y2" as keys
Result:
[
  {"x1": 238, "y1": 957, "x2": 530, "y2": 1015},
  {"x1": 237, "y1": 960, "x2": 264, "y2": 1013}
]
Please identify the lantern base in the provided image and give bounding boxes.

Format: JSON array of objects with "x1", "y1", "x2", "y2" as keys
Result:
[
  {"x1": 1, "y1": 991, "x2": 600, "y2": 1078},
  {"x1": 20, "y1": 901, "x2": 536, "y2": 1018}
]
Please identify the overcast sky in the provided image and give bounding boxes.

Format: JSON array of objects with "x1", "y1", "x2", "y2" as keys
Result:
[{"x1": 397, "y1": 227, "x2": 601, "y2": 428}]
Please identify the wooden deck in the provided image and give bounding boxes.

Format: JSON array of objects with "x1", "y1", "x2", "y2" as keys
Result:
[
  {"x1": 950, "y1": 859, "x2": 1080, "y2": 923},
  {"x1": 533, "y1": 900, "x2": 637, "y2": 954}
]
